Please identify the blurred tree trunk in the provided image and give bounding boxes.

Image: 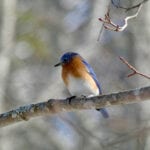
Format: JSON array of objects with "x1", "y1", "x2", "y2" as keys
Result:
[
  {"x1": 0, "y1": 0, "x2": 16, "y2": 150},
  {"x1": 0, "y1": 0, "x2": 16, "y2": 113}
]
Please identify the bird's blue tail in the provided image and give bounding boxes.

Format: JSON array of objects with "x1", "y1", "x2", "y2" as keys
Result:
[{"x1": 97, "y1": 108, "x2": 109, "y2": 118}]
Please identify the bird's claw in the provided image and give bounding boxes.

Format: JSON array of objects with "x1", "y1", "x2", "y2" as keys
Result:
[{"x1": 67, "y1": 96, "x2": 76, "y2": 104}]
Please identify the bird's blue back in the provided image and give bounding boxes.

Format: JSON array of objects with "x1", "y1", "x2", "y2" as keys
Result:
[
  {"x1": 82, "y1": 59, "x2": 109, "y2": 118},
  {"x1": 82, "y1": 59, "x2": 102, "y2": 94}
]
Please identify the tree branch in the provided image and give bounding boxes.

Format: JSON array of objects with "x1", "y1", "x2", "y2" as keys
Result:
[
  {"x1": 98, "y1": 4, "x2": 142, "y2": 32},
  {"x1": 0, "y1": 86, "x2": 150, "y2": 128},
  {"x1": 119, "y1": 56, "x2": 150, "y2": 79}
]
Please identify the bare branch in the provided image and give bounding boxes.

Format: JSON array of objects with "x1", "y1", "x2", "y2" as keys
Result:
[
  {"x1": 97, "y1": 1, "x2": 111, "y2": 41},
  {"x1": 0, "y1": 86, "x2": 150, "y2": 127},
  {"x1": 98, "y1": 4, "x2": 142, "y2": 32},
  {"x1": 119, "y1": 56, "x2": 150, "y2": 79}
]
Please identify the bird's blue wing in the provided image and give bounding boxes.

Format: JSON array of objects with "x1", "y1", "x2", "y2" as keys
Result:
[
  {"x1": 82, "y1": 59, "x2": 109, "y2": 118},
  {"x1": 82, "y1": 59, "x2": 102, "y2": 94}
]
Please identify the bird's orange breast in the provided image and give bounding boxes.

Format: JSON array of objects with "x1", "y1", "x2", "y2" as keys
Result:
[
  {"x1": 61, "y1": 56, "x2": 98, "y2": 93},
  {"x1": 62, "y1": 56, "x2": 86, "y2": 85}
]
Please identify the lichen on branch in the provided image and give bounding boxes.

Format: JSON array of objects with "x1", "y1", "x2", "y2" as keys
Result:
[{"x1": 0, "y1": 86, "x2": 150, "y2": 128}]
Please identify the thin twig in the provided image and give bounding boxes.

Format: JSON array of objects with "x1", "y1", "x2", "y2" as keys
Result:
[
  {"x1": 119, "y1": 56, "x2": 150, "y2": 79},
  {"x1": 97, "y1": 2, "x2": 111, "y2": 41},
  {"x1": 98, "y1": 4, "x2": 142, "y2": 32},
  {"x1": 97, "y1": 23, "x2": 104, "y2": 42}
]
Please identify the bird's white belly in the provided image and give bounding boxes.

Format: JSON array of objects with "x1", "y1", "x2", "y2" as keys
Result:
[{"x1": 67, "y1": 75, "x2": 99, "y2": 96}]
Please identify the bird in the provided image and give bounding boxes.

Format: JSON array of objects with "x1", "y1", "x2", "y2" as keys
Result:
[{"x1": 54, "y1": 52, "x2": 109, "y2": 118}]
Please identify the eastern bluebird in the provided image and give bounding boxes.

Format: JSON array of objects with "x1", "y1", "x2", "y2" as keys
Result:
[{"x1": 55, "y1": 52, "x2": 109, "y2": 118}]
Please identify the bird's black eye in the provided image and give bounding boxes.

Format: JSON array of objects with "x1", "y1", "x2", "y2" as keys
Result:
[{"x1": 63, "y1": 58, "x2": 68, "y2": 63}]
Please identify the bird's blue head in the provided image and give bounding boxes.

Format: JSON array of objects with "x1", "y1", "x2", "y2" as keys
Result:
[{"x1": 55, "y1": 52, "x2": 78, "y2": 67}]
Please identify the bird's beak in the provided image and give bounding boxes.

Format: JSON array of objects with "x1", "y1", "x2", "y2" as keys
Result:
[{"x1": 54, "y1": 62, "x2": 62, "y2": 67}]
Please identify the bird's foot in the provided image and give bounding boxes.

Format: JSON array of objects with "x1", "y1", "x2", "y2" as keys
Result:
[{"x1": 67, "y1": 96, "x2": 76, "y2": 104}]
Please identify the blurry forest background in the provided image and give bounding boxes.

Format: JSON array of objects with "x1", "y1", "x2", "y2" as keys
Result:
[{"x1": 0, "y1": 0, "x2": 150, "y2": 150}]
